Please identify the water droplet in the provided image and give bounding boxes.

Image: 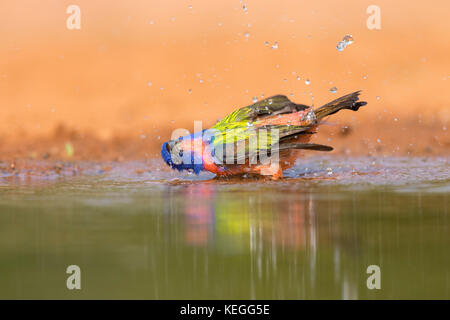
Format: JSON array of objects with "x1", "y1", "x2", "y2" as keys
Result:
[
  {"x1": 268, "y1": 99, "x2": 273, "y2": 105},
  {"x1": 377, "y1": 138, "x2": 381, "y2": 143},
  {"x1": 330, "y1": 86, "x2": 337, "y2": 93},
  {"x1": 261, "y1": 93, "x2": 264, "y2": 98},
  {"x1": 244, "y1": 32, "x2": 250, "y2": 38},
  {"x1": 271, "y1": 42, "x2": 278, "y2": 50},
  {"x1": 343, "y1": 34, "x2": 354, "y2": 44},
  {"x1": 296, "y1": 76, "x2": 301, "y2": 81},
  {"x1": 199, "y1": 79, "x2": 203, "y2": 83},
  {"x1": 264, "y1": 41, "x2": 269, "y2": 46},
  {"x1": 188, "y1": 5, "x2": 192, "y2": 9},
  {"x1": 363, "y1": 74, "x2": 368, "y2": 80},
  {"x1": 246, "y1": 122, "x2": 253, "y2": 127},
  {"x1": 160, "y1": 87, "x2": 164, "y2": 90},
  {"x1": 336, "y1": 34, "x2": 354, "y2": 52},
  {"x1": 242, "y1": 4, "x2": 248, "y2": 13},
  {"x1": 149, "y1": 20, "x2": 154, "y2": 25},
  {"x1": 147, "y1": 81, "x2": 152, "y2": 86},
  {"x1": 218, "y1": 22, "x2": 222, "y2": 27},
  {"x1": 336, "y1": 41, "x2": 346, "y2": 52},
  {"x1": 252, "y1": 96, "x2": 258, "y2": 103},
  {"x1": 188, "y1": 89, "x2": 192, "y2": 94},
  {"x1": 376, "y1": 96, "x2": 381, "y2": 100},
  {"x1": 305, "y1": 79, "x2": 311, "y2": 85}
]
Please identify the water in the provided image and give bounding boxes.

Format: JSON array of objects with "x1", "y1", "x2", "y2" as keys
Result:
[
  {"x1": 0, "y1": 157, "x2": 448, "y2": 299},
  {"x1": 336, "y1": 34, "x2": 354, "y2": 52}
]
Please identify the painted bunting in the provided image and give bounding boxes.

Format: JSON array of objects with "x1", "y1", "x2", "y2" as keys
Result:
[{"x1": 161, "y1": 91, "x2": 367, "y2": 179}]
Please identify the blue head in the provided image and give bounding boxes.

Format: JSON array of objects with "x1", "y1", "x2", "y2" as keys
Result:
[{"x1": 161, "y1": 132, "x2": 206, "y2": 175}]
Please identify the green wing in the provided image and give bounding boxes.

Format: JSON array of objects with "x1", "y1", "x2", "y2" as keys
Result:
[{"x1": 209, "y1": 125, "x2": 330, "y2": 164}]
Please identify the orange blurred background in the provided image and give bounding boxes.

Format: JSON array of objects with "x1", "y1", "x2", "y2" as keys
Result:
[{"x1": 0, "y1": 0, "x2": 448, "y2": 160}]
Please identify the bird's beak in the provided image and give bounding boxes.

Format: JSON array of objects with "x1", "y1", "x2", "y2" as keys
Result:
[
  {"x1": 166, "y1": 141, "x2": 174, "y2": 152},
  {"x1": 161, "y1": 141, "x2": 174, "y2": 167}
]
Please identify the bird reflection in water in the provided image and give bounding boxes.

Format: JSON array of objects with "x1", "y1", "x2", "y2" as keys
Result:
[
  {"x1": 180, "y1": 183, "x2": 315, "y2": 250},
  {"x1": 168, "y1": 181, "x2": 360, "y2": 299}
]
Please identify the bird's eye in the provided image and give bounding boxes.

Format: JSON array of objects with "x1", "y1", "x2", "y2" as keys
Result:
[
  {"x1": 166, "y1": 143, "x2": 171, "y2": 152},
  {"x1": 179, "y1": 149, "x2": 184, "y2": 157}
]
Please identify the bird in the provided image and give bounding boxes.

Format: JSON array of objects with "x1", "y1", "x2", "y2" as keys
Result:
[{"x1": 161, "y1": 91, "x2": 367, "y2": 180}]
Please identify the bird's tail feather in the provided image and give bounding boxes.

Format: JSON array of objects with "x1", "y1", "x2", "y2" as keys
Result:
[
  {"x1": 314, "y1": 91, "x2": 367, "y2": 120},
  {"x1": 279, "y1": 143, "x2": 333, "y2": 152}
]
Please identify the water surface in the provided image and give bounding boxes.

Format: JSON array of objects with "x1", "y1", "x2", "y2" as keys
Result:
[{"x1": 0, "y1": 157, "x2": 448, "y2": 299}]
